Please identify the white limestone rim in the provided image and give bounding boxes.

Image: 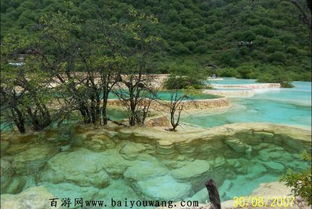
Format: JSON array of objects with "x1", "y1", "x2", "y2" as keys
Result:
[
  {"x1": 203, "y1": 89, "x2": 255, "y2": 98},
  {"x1": 118, "y1": 122, "x2": 312, "y2": 146},
  {"x1": 211, "y1": 83, "x2": 281, "y2": 89}
]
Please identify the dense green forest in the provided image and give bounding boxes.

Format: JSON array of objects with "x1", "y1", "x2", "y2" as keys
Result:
[{"x1": 1, "y1": 0, "x2": 311, "y2": 80}]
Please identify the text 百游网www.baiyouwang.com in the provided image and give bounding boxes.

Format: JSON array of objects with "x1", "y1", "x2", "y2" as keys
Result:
[{"x1": 49, "y1": 197, "x2": 200, "y2": 208}]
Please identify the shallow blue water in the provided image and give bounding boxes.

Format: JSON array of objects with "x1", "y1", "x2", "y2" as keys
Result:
[
  {"x1": 208, "y1": 77, "x2": 257, "y2": 85},
  {"x1": 184, "y1": 79, "x2": 312, "y2": 129}
]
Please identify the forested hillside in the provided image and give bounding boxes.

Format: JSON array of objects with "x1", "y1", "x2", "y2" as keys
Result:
[{"x1": 1, "y1": 0, "x2": 311, "y2": 80}]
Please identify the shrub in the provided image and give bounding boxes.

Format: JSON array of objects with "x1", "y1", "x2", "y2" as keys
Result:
[
  {"x1": 280, "y1": 151, "x2": 311, "y2": 206},
  {"x1": 257, "y1": 72, "x2": 294, "y2": 88},
  {"x1": 268, "y1": 52, "x2": 287, "y2": 63},
  {"x1": 164, "y1": 75, "x2": 205, "y2": 89},
  {"x1": 286, "y1": 47, "x2": 299, "y2": 55},
  {"x1": 218, "y1": 68, "x2": 239, "y2": 77}
]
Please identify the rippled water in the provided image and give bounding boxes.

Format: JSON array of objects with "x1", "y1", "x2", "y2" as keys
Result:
[{"x1": 184, "y1": 79, "x2": 311, "y2": 129}]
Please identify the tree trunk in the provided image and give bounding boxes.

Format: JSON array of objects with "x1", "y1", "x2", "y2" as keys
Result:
[
  {"x1": 205, "y1": 179, "x2": 221, "y2": 209},
  {"x1": 11, "y1": 108, "x2": 26, "y2": 134}
]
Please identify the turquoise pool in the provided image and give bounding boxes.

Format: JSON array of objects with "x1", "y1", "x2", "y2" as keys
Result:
[
  {"x1": 1, "y1": 127, "x2": 310, "y2": 207},
  {"x1": 184, "y1": 79, "x2": 311, "y2": 129},
  {"x1": 207, "y1": 77, "x2": 258, "y2": 85},
  {"x1": 108, "y1": 91, "x2": 219, "y2": 100}
]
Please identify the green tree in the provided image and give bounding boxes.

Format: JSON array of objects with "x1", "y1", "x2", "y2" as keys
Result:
[{"x1": 280, "y1": 151, "x2": 311, "y2": 206}]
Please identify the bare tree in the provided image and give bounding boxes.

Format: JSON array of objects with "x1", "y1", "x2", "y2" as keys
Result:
[
  {"x1": 167, "y1": 90, "x2": 187, "y2": 131},
  {"x1": 114, "y1": 73, "x2": 157, "y2": 126},
  {"x1": 113, "y1": 8, "x2": 162, "y2": 126}
]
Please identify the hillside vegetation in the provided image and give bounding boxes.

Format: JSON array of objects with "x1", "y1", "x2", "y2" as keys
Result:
[{"x1": 1, "y1": 0, "x2": 311, "y2": 80}]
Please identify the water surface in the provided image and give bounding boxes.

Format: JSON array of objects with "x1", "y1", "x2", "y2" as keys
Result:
[{"x1": 184, "y1": 79, "x2": 311, "y2": 129}]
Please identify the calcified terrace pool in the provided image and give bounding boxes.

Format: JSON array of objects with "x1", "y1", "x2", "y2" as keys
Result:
[
  {"x1": 184, "y1": 79, "x2": 311, "y2": 129},
  {"x1": 1, "y1": 78, "x2": 311, "y2": 209},
  {"x1": 1, "y1": 126, "x2": 310, "y2": 209}
]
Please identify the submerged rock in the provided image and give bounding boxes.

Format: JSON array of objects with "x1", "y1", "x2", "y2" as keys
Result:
[
  {"x1": 39, "y1": 148, "x2": 110, "y2": 188},
  {"x1": 246, "y1": 164, "x2": 267, "y2": 179},
  {"x1": 189, "y1": 188, "x2": 208, "y2": 203},
  {"x1": 263, "y1": 162, "x2": 285, "y2": 173},
  {"x1": 219, "y1": 179, "x2": 233, "y2": 200},
  {"x1": 84, "y1": 134, "x2": 116, "y2": 151},
  {"x1": 257, "y1": 146, "x2": 284, "y2": 161},
  {"x1": 124, "y1": 160, "x2": 168, "y2": 181},
  {"x1": 3, "y1": 176, "x2": 26, "y2": 194},
  {"x1": 1, "y1": 159, "x2": 14, "y2": 191},
  {"x1": 101, "y1": 149, "x2": 130, "y2": 177},
  {"x1": 97, "y1": 179, "x2": 138, "y2": 200},
  {"x1": 225, "y1": 138, "x2": 252, "y2": 155},
  {"x1": 11, "y1": 145, "x2": 56, "y2": 175},
  {"x1": 119, "y1": 142, "x2": 147, "y2": 160},
  {"x1": 0, "y1": 186, "x2": 58, "y2": 209},
  {"x1": 41, "y1": 182, "x2": 99, "y2": 205},
  {"x1": 0, "y1": 140, "x2": 10, "y2": 155},
  {"x1": 214, "y1": 156, "x2": 226, "y2": 168},
  {"x1": 136, "y1": 175, "x2": 192, "y2": 201},
  {"x1": 227, "y1": 159, "x2": 241, "y2": 168},
  {"x1": 171, "y1": 160, "x2": 211, "y2": 181}
]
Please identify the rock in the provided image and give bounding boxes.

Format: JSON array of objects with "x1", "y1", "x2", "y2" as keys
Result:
[
  {"x1": 22, "y1": 176, "x2": 37, "y2": 191},
  {"x1": 4, "y1": 176, "x2": 26, "y2": 194},
  {"x1": 145, "y1": 116, "x2": 170, "y2": 127},
  {"x1": 251, "y1": 181, "x2": 292, "y2": 196},
  {"x1": 97, "y1": 179, "x2": 138, "y2": 200},
  {"x1": 6, "y1": 143, "x2": 35, "y2": 155},
  {"x1": 156, "y1": 144, "x2": 177, "y2": 159},
  {"x1": 12, "y1": 145, "x2": 56, "y2": 175},
  {"x1": 39, "y1": 148, "x2": 110, "y2": 188},
  {"x1": 254, "y1": 131, "x2": 274, "y2": 139},
  {"x1": 214, "y1": 156, "x2": 226, "y2": 168},
  {"x1": 228, "y1": 159, "x2": 241, "y2": 168},
  {"x1": 162, "y1": 159, "x2": 187, "y2": 169},
  {"x1": 1, "y1": 140, "x2": 10, "y2": 154},
  {"x1": 41, "y1": 182, "x2": 99, "y2": 204},
  {"x1": 257, "y1": 146, "x2": 284, "y2": 161},
  {"x1": 263, "y1": 162, "x2": 285, "y2": 173},
  {"x1": 219, "y1": 179, "x2": 233, "y2": 200},
  {"x1": 253, "y1": 142, "x2": 271, "y2": 150},
  {"x1": 136, "y1": 175, "x2": 192, "y2": 201},
  {"x1": 225, "y1": 138, "x2": 252, "y2": 155},
  {"x1": 124, "y1": 160, "x2": 169, "y2": 181},
  {"x1": 101, "y1": 149, "x2": 130, "y2": 177},
  {"x1": 235, "y1": 158, "x2": 249, "y2": 174},
  {"x1": 119, "y1": 142, "x2": 147, "y2": 160},
  {"x1": 85, "y1": 135, "x2": 116, "y2": 151},
  {"x1": 246, "y1": 164, "x2": 267, "y2": 179},
  {"x1": 60, "y1": 144, "x2": 71, "y2": 152},
  {"x1": 0, "y1": 186, "x2": 58, "y2": 209},
  {"x1": 190, "y1": 188, "x2": 208, "y2": 203},
  {"x1": 171, "y1": 160, "x2": 210, "y2": 181},
  {"x1": 1, "y1": 159, "x2": 14, "y2": 191},
  {"x1": 283, "y1": 138, "x2": 305, "y2": 151}
]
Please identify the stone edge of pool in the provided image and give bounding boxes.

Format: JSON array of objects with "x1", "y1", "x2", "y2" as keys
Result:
[
  {"x1": 107, "y1": 97, "x2": 231, "y2": 112},
  {"x1": 118, "y1": 122, "x2": 311, "y2": 145}
]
